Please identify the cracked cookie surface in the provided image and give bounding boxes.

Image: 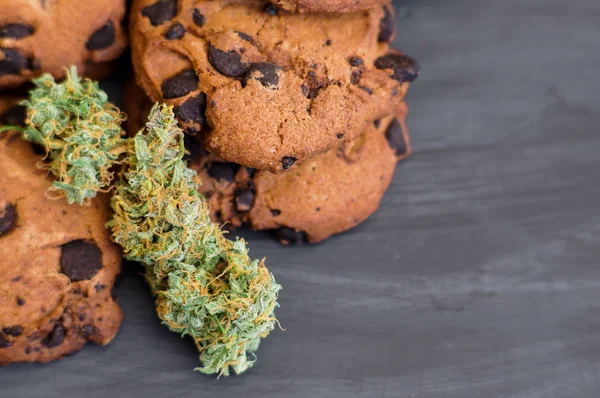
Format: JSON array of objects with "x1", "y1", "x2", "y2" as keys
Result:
[
  {"x1": 124, "y1": 82, "x2": 411, "y2": 243},
  {"x1": 0, "y1": 0, "x2": 127, "y2": 89},
  {"x1": 0, "y1": 101, "x2": 123, "y2": 364},
  {"x1": 130, "y1": 0, "x2": 418, "y2": 172}
]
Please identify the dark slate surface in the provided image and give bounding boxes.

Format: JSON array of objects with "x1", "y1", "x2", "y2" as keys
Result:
[{"x1": 2, "y1": 0, "x2": 600, "y2": 396}]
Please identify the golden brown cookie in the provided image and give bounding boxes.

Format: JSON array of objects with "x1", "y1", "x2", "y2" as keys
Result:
[
  {"x1": 270, "y1": 0, "x2": 389, "y2": 13},
  {"x1": 0, "y1": 105, "x2": 123, "y2": 364},
  {"x1": 0, "y1": 0, "x2": 127, "y2": 89},
  {"x1": 124, "y1": 82, "x2": 411, "y2": 243},
  {"x1": 130, "y1": 0, "x2": 418, "y2": 172}
]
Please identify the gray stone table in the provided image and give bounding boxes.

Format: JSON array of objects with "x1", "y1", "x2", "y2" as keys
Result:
[{"x1": 2, "y1": 0, "x2": 600, "y2": 396}]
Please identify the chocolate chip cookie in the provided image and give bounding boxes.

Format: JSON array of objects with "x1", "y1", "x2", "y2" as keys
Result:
[
  {"x1": 124, "y1": 82, "x2": 411, "y2": 243},
  {"x1": 0, "y1": 0, "x2": 127, "y2": 89},
  {"x1": 0, "y1": 111, "x2": 123, "y2": 364},
  {"x1": 130, "y1": 0, "x2": 418, "y2": 172},
  {"x1": 270, "y1": 0, "x2": 389, "y2": 13}
]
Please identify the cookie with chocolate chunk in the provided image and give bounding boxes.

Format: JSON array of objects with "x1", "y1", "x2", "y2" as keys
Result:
[
  {"x1": 130, "y1": 0, "x2": 418, "y2": 172},
  {"x1": 0, "y1": 0, "x2": 127, "y2": 88},
  {"x1": 124, "y1": 82, "x2": 411, "y2": 243},
  {"x1": 0, "y1": 108, "x2": 123, "y2": 364},
  {"x1": 245, "y1": 109, "x2": 410, "y2": 243},
  {"x1": 270, "y1": 0, "x2": 389, "y2": 13}
]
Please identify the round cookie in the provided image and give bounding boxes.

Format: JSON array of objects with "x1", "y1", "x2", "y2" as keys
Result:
[
  {"x1": 270, "y1": 0, "x2": 389, "y2": 13},
  {"x1": 0, "y1": 106, "x2": 123, "y2": 364},
  {"x1": 124, "y1": 82, "x2": 411, "y2": 243},
  {"x1": 0, "y1": 0, "x2": 127, "y2": 89},
  {"x1": 130, "y1": 0, "x2": 418, "y2": 172}
]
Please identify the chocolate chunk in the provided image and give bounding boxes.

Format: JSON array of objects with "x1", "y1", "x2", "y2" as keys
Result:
[
  {"x1": 351, "y1": 69, "x2": 361, "y2": 85},
  {"x1": 378, "y1": 6, "x2": 395, "y2": 43},
  {"x1": 183, "y1": 134, "x2": 205, "y2": 161},
  {"x1": 81, "y1": 324, "x2": 95, "y2": 337},
  {"x1": 0, "y1": 203, "x2": 16, "y2": 236},
  {"x1": 86, "y1": 20, "x2": 115, "y2": 50},
  {"x1": 264, "y1": 4, "x2": 280, "y2": 16},
  {"x1": 359, "y1": 86, "x2": 373, "y2": 94},
  {"x1": 94, "y1": 283, "x2": 106, "y2": 293},
  {"x1": 324, "y1": 39, "x2": 332, "y2": 46},
  {"x1": 349, "y1": 57, "x2": 363, "y2": 67},
  {"x1": 337, "y1": 134, "x2": 344, "y2": 139},
  {"x1": 174, "y1": 93, "x2": 206, "y2": 127},
  {"x1": 236, "y1": 188, "x2": 255, "y2": 212},
  {"x1": 385, "y1": 118, "x2": 408, "y2": 156},
  {"x1": 244, "y1": 63, "x2": 282, "y2": 88},
  {"x1": 282, "y1": 157, "x2": 296, "y2": 170},
  {"x1": 192, "y1": 8, "x2": 205, "y2": 26},
  {"x1": 25, "y1": 347, "x2": 31, "y2": 354},
  {"x1": 374, "y1": 53, "x2": 420, "y2": 83},
  {"x1": 3, "y1": 325, "x2": 23, "y2": 337},
  {"x1": 235, "y1": 193, "x2": 253, "y2": 212},
  {"x1": 0, "y1": 48, "x2": 29, "y2": 76},
  {"x1": 301, "y1": 85, "x2": 309, "y2": 97},
  {"x1": 275, "y1": 228, "x2": 306, "y2": 245},
  {"x1": 373, "y1": 119, "x2": 381, "y2": 128},
  {"x1": 0, "y1": 105, "x2": 26, "y2": 126},
  {"x1": 42, "y1": 324, "x2": 65, "y2": 348},
  {"x1": 60, "y1": 240, "x2": 103, "y2": 281},
  {"x1": 0, "y1": 334, "x2": 12, "y2": 348},
  {"x1": 16, "y1": 297, "x2": 25, "y2": 306},
  {"x1": 207, "y1": 162, "x2": 238, "y2": 184},
  {"x1": 141, "y1": 0, "x2": 177, "y2": 26},
  {"x1": 236, "y1": 31, "x2": 256, "y2": 45},
  {"x1": 29, "y1": 58, "x2": 40, "y2": 70},
  {"x1": 0, "y1": 24, "x2": 34, "y2": 39},
  {"x1": 245, "y1": 167, "x2": 257, "y2": 178},
  {"x1": 270, "y1": 209, "x2": 281, "y2": 217},
  {"x1": 161, "y1": 69, "x2": 198, "y2": 99},
  {"x1": 208, "y1": 45, "x2": 248, "y2": 78},
  {"x1": 165, "y1": 23, "x2": 185, "y2": 40}
]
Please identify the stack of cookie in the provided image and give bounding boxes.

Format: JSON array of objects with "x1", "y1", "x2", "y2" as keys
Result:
[
  {"x1": 127, "y1": 0, "x2": 419, "y2": 244},
  {"x1": 0, "y1": 1, "x2": 128, "y2": 364},
  {"x1": 0, "y1": 0, "x2": 419, "y2": 369}
]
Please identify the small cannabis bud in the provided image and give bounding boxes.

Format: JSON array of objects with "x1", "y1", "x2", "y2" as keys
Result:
[
  {"x1": 108, "y1": 104, "x2": 281, "y2": 376},
  {"x1": 20, "y1": 66, "x2": 127, "y2": 204}
]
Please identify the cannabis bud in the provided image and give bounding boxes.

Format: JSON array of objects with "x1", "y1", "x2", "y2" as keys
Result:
[
  {"x1": 20, "y1": 66, "x2": 127, "y2": 204},
  {"x1": 108, "y1": 104, "x2": 281, "y2": 376}
]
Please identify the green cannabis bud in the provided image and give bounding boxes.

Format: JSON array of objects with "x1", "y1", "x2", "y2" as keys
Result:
[
  {"x1": 108, "y1": 104, "x2": 281, "y2": 376},
  {"x1": 20, "y1": 66, "x2": 127, "y2": 204}
]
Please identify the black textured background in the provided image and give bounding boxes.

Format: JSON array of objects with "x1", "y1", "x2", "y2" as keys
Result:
[{"x1": 2, "y1": 0, "x2": 600, "y2": 396}]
